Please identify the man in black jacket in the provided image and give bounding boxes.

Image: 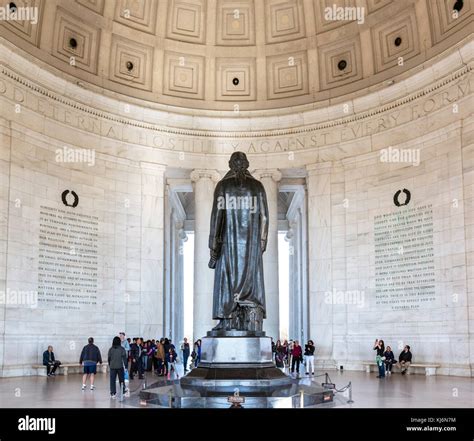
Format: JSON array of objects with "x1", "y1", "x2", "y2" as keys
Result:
[
  {"x1": 79, "y1": 337, "x2": 102, "y2": 390},
  {"x1": 398, "y1": 345, "x2": 412, "y2": 375},
  {"x1": 42, "y1": 346, "x2": 61, "y2": 376},
  {"x1": 130, "y1": 338, "x2": 144, "y2": 380}
]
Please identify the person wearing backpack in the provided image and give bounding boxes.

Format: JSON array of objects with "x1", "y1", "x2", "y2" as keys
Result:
[
  {"x1": 154, "y1": 339, "x2": 165, "y2": 376},
  {"x1": 129, "y1": 338, "x2": 144, "y2": 380}
]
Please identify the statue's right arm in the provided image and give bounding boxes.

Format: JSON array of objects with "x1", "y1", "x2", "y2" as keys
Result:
[
  {"x1": 259, "y1": 185, "x2": 269, "y2": 253},
  {"x1": 208, "y1": 182, "x2": 225, "y2": 264}
]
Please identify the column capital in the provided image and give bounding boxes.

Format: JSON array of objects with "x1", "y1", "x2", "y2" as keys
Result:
[
  {"x1": 252, "y1": 169, "x2": 282, "y2": 182},
  {"x1": 190, "y1": 169, "x2": 221, "y2": 183},
  {"x1": 175, "y1": 221, "x2": 188, "y2": 242},
  {"x1": 285, "y1": 224, "x2": 295, "y2": 241}
]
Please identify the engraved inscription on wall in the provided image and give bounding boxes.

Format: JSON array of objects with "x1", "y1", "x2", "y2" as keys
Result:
[
  {"x1": 38, "y1": 206, "x2": 98, "y2": 310},
  {"x1": 374, "y1": 205, "x2": 435, "y2": 310}
]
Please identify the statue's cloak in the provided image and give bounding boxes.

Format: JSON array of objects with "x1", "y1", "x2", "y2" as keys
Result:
[{"x1": 209, "y1": 170, "x2": 269, "y2": 319}]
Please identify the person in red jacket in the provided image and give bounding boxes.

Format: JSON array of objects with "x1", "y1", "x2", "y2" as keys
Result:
[{"x1": 291, "y1": 340, "x2": 303, "y2": 376}]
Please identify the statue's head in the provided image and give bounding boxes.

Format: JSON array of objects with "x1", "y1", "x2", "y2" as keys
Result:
[{"x1": 229, "y1": 151, "x2": 249, "y2": 172}]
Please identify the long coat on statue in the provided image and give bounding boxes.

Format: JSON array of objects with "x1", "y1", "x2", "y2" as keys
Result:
[{"x1": 209, "y1": 169, "x2": 269, "y2": 320}]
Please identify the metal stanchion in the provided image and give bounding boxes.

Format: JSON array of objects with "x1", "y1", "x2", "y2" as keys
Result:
[{"x1": 347, "y1": 381, "x2": 354, "y2": 404}]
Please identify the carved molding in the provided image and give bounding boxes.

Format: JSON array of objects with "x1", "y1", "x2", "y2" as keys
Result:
[
  {"x1": 0, "y1": 56, "x2": 471, "y2": 141},
  {"x1": 253, "y1": 169, "x2": 282, "y2": 182}
]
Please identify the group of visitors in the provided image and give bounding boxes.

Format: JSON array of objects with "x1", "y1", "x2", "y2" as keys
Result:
[
  {"x1": 373, "y1": 339, "x2": 413, "y2": 378},
  {"x1": 272, "y1": 339, "x2": 315, "y2": 376},
  {"x1": 42, "y1": 334, "x2": 203, "y2": 399}
]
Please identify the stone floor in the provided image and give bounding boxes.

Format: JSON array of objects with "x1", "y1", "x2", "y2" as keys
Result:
[{"x1": 0, "y1": 367, "x2": 472, "y2": 408}]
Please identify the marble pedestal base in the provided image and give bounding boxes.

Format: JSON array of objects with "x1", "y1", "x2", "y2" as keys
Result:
[
  {"x1": 197, "y1": 333, "x2": 274, "y2": 367},
  {"x1": 181, "y1": 334, "x2": 290, "y2": 391},
  {"x1": 139, "y1": 332, "x2": 334, "y2": 407}
]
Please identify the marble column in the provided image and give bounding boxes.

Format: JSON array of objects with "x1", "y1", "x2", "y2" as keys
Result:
[
  {"x1": 165, "y1": 186, "x2": 187, "y2": 343},
  {"x1": 284, "y1": 185, "x2": 308, "y2": 344},
  {"x1": 191, "y1": 169, "x2": 220, "y2": 340},
  {"x1": 254, "y1": 169, "x2": 282, "y2": 340},
  {"x1": 140, "y1": 162, "x2": 166, "y2": 338},
  {"x1": 306, "y1": 162, "x2": 334, "y2": 366},
  {"x1": 285, "y1": 226, "x2": 296, "y2": 340}
]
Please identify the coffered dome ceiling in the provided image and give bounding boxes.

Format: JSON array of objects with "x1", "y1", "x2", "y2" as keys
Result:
[{"x1": 0, "y1": 0, "x2": 472, "y2": 112}]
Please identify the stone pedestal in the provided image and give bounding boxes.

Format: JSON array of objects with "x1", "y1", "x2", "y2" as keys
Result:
[
  {"x1": 139, "y1": 330, "x2": 334, "y2": 407},
  {"x1": 180, "y1": 331, "x2": 290, "y2": 392},
  {"x1": 199, "y1": 333, "x2": 273, "y2": 367}
]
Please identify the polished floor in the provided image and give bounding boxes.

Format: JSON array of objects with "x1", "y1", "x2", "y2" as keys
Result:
[{"x1": 0, "y1": 367, "x2": 472, "y2": 408}]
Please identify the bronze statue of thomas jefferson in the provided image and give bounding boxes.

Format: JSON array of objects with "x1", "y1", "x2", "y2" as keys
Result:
[{"x1": 208, "y1": 152, "x2": 269, "y2": 332}]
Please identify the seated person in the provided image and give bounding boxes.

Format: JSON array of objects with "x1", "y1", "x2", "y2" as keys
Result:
[
  {"x1": 383, "y1": 346, "x2": 395, "y2": 375},
  {"x1": 42, "y1": 346, "x2": 61, "y2": 376},
  {"x1": 398, "y1": 345, "x2": 412, "y2": 375}
]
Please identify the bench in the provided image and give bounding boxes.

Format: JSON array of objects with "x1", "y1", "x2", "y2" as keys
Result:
[
  {"x1": 362, "y1": 361, "x2": 440, "y2": 376},
  {"x1": 32, "y1": 363, "x2": 108, "y2": 376}
]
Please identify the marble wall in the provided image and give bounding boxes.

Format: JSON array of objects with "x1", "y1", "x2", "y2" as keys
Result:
[
  {"x1": 0, "y1": 35, "x2": 472, "y2": 376},
  {"x1": 307, "y1": 103, "x2": 474, "y2": 376},
  {"x1": 0, "y1": 119, "x2": 165, "y2": 376}
]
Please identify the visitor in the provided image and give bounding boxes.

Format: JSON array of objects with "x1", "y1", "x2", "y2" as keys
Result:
[
  {"x1": 275, "y1": 340, "x2": 284, "y2": 368},
  {"x1": 384, "y1": 345, "x2": 395, "y2": 375},
  {"x1": 282, "y1": 340, "x2": 289, "y2": 369},
  {"x1": 304, "y1": 340, "x2": 315, "y2": 375},
  {"x1": 130, "y1": 338, "x2": 144, "y2": 380},
  {"x1": 181, "y1": 337, "x2": 190, "y2": 373},
  {"x1": 148, "y1": 339, "x2": 157, "y2": 372},
  {"x1": 42, "y1": 345, "x2": 61, "y2": 377},
  {"x1": 288, "y1": 340, "x2": 294, "y2": 370},
  {"x1": 79, "y1": 337, "x2": 102, "y2": 390},
  {"x1": 142, "y1": 340, "x2": 149, "y2": 372},
  {"x1": 119, "y1": 332, "x2": 130, "y2": 359},
  {"x1": 163, "y1": 338, "x2": 171, "y2": 375},
  {"x1": 167, "y1": 347, "x2": 179, "y2": 380},
  {"x1": 108, "y1": 336, "x2": 128, "y2": 399},
  {"x1": 398, "y1": 345, "x2": 412, "y2": 375},
  {"x1": 373, "y1": 339, "x2": 385, "y2": 378},
  {"x1": 144, "y1": 340, "x2": 155, "y2": 371},
  {"x1": 291, "y1": 340, "x2": 303, "y2": 376},
  {"x1": 190, "y1": 345, "x2": 197, "y2": 368},
  {"x1": 155, "y1": 339, "x2": 165, "y2": 376},
  {"x1": 194, "y1": 339, "x2": 202, "y2": 367}
]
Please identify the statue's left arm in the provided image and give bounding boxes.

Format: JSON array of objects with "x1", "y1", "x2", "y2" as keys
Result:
[{"x1": 259, "y1": 184, "x2": 269, "y2": 253}]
